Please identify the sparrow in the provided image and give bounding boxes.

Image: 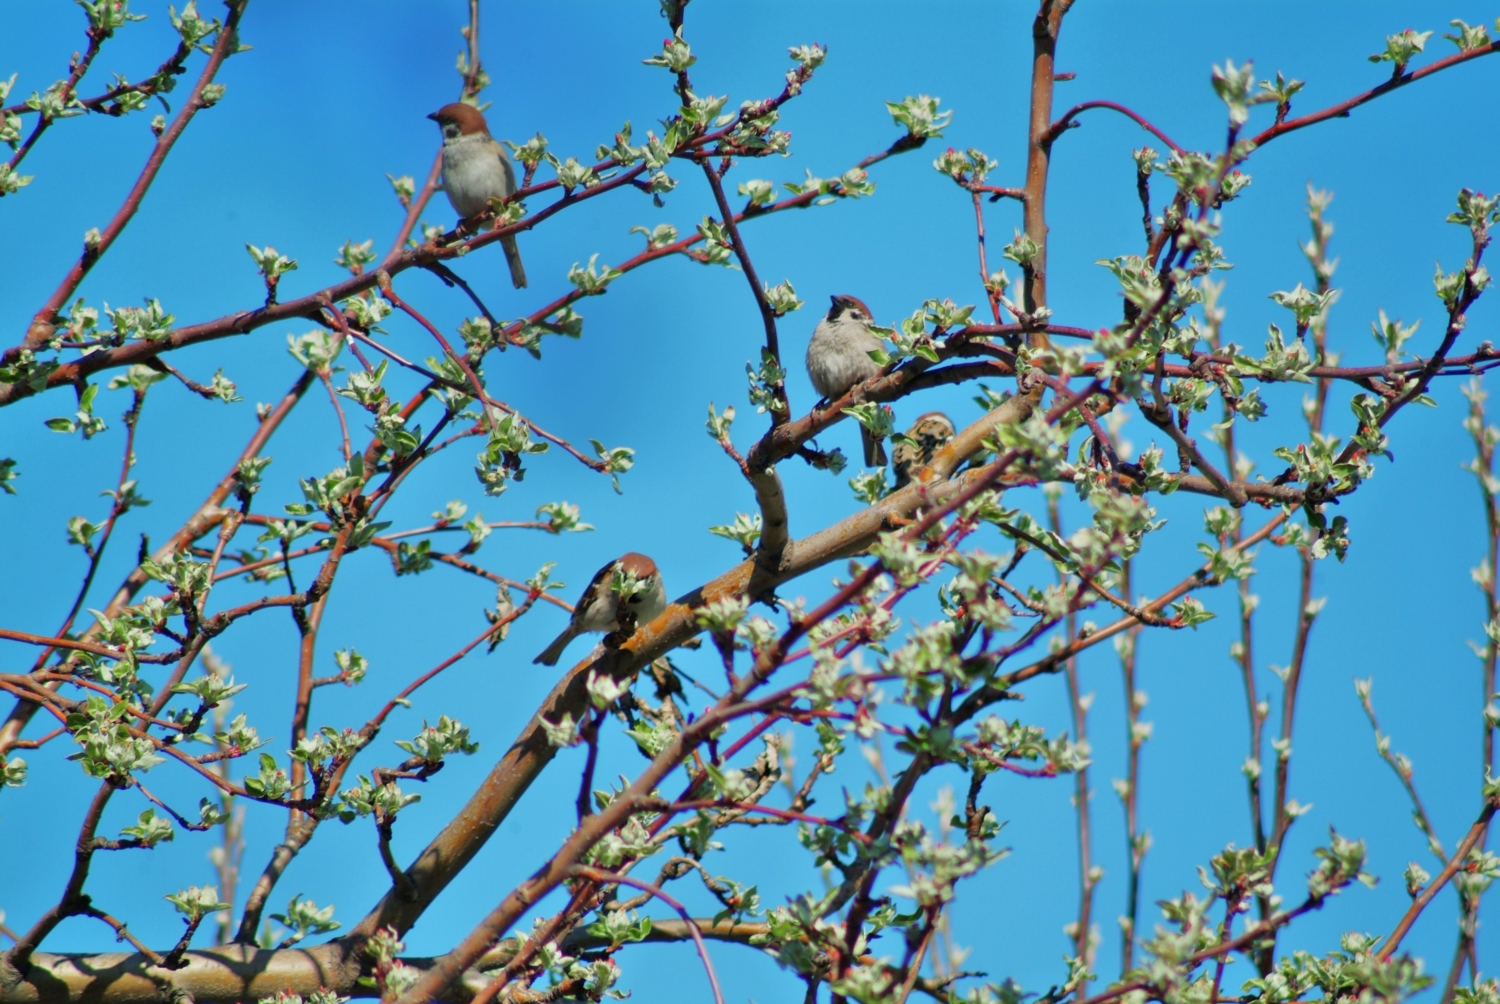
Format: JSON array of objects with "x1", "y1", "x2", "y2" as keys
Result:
[
  {"x1": 892, "y1": 411, "x2": 955, "y2": 488},
  {"x1": 533, "y1": 552, "x2": 667, "y2": 666},
  {"x1": 428, "y1": 102, "x2": 528, "y2": 289},
  {"x1": 806, "y1": 294, "x2": 889, "y2": 467}
]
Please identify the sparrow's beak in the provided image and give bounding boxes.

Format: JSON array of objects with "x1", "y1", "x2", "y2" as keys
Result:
[
  {"x1": 426, "y1": 111, "x2": 440, "y2": 122},
  {"x1": 829, "y1": 295, "x2": 841, "y2": 307}
]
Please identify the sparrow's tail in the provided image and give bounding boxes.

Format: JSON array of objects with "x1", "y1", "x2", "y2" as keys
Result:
[
  {"x1": 501, "y1": 234, "x2": 528, "y2": 289},
  {"x1": 861, "y1": 426, "x2": 888, "y2": 468},
  {"x1": 892, "y1": 451, "x2": 915, "y2": 490},
  {"x1": 533, "y1": 625, "x2": 576, "y2": 666}
]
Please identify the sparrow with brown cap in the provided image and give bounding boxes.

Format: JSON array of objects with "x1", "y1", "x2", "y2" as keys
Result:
[
  {"x1": 806, "y1": 294, "x2": 889, "y2": 467},
  {"x1": 892, "y1": 411, "x2": 955, "y2": 488},
  {"x1": 428, "y1": 102, "x2": 528, "y2": 289},
  {"x1": 533, "y1": 552, "x2": 667, "y2": 666}
]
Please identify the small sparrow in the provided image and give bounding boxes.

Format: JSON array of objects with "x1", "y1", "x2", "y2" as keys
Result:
[
  {"x1": 892, "y1": 411, "x2": 955, "y2": 488},
  {"x1": 428, "y1": 102, "x2": 528, "y2": 289},
  {"x1": 533, "y1": 552, "x2": 667, "y2": 666},
  {"x1": 806, "y1": 294, "x2": 888, "y2": 467}
]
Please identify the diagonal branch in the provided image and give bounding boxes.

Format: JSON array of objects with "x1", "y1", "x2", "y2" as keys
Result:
[
  {"x1": 20, "y1": 1, "x2": 250, "y2": 353},
  {"x1": 1045, "y1": 99, "x2": 1185, "y2": 153},
  {"x1": 698, "y1": 158, "x2": 792, "y2": 573},
  {"x1": 0, "y1": 368, "x2": 316, "y2": 757},
  {"x1": 566, "y1": 867, "x2": 725, "y2": 1004},
  {"x1": 1250, "y1": 41, "x2": 1500, "y2": 149},
  {"x1": 1380, "y1": 795, "x2": 1500, "y2": 959},
  {"x1": 346, "y1": 393, "x2": 1037, "y2": 948}
]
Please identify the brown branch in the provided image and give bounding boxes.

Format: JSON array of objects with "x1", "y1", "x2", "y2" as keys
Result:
[
  {"x1": 421, "y1": 262, "x2": 500, "y2": 327},
  {"x1": 76, "y1": 905, "x2": 166, "y2": 968},
  {"x1": 0, "y1": 920, "x2": 766, "y2": 1004},
  {"x1": 1116, "y1": 557, "x2": 1146, "y2": 974},
  {"x1": 1249, "y1": 41, "x2": 1500, "y2": 149},
  {"x1": 1045, "y1": 99, "x2": 1185, "y2": 153},
  {"x1": 19, "y1": 1, "x2": 249, "y2": 353},
  {"x1": 568, "y1": 867, "x2": 726, "y2": 1004},
  {"x1": 230, "y1": 513, "x2": 575, "y2": 611},
  {"x1": 698, "y1": 159, "x2": 792, "y2": 571},
  {"x1": 0, "y1": 629, "x2": 126, "y2": 661},
  {"x1": 1050, "y1": 498, "x2": 1095, "y2": 995},
  {"x1": 339, "y1": 327, "x2": 604, "y2": 475},
  {"x1": 318, "y1": 370, "x2": 353, "y2": 462},
  {"x1": 1073, "y1": 894, "x2": 1328, "y2": 1004},
  {"x1": 379, "y1": 278, "x2": 493, "y2": 434},
  {"x1": 1443, "y1": 378, "x2": 1500, "y2": 1000},
  {"x1": 210, "y1": 541, "x2": 328, "y2": 584},
  {"x1": 387, "y1": 150, "x2": 445, "y2": 260},
  {"x1": 347, "y1": 393, "x2": 1037, "y2": 952},
  {"x1": 1020, "y1": 0, "x2": 1076, "y2": 328},
  {"x1": 7, "y1": 726, "x2": 66, "y2": 751},
  {"x1": 1004, "y1": 512, "x2": 1288, "y2": 689},
  {"x1": 25, "y1": 385, "x2": 147, "y2": 675},
  {"x1": 1, "y1": 137, "x2": 924, "y2": 411},
  {"x1": 391, "y1": 373, "x2": 1119, "y2": 1004},
  {"x1": 367, "y1": 604, "x2": 540, "y2": 733},
  {"x1": 1380, "y1": 796, "x2": 1500, "y2": 959},
  {"x1": 234, "y1": 522, "x2": 356, "y2": 942},
  {"x1": 4, "y1": 29, "x2": 105, "y2": 174},
  {"x1": 3, "y1": 14, "x2": 207, "y2": 123},
  {"x1": 0, "y1": 159, "x2": 637, "y2": 404},
  {"x1": 0, "y1": 365, "x2": 315, "y2": 758},
  {"x1": 1138, "y1": 395, "x2": 1246, "y2": 506},
  {"x1": 699, "y1": 160, "x2": 785, "y2": 387},
  {"x1": 5, "y1": 782, "x2": 114, "y2": 969},
  {"x1": 972, "y1": 192, "x2": 1003, "y2": 323},
  {"x1": 1357, "y1": 684, "x2": 1448, "y2": 863}
]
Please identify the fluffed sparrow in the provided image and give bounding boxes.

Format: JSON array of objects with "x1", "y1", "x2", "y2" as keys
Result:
[
  {"x1": 428, "y1": 102, "x2": 528, "y2": 289},
  {"x1": 806, "y1": 294, "x2": 889, "y2": 467},
  {"x1": 533, "y1": 552, "x2": 667, "y2": 666},
  {"x1": 892, "y1": 411, "x2": 955, "y2": 488}
]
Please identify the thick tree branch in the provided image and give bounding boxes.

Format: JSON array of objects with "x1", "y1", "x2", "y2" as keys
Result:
[
  {"x1": 1020, "y1": 0, "x2": 1075, "y2": 326},
  {"x1": 0, "y1": 919, "x2": 766, "y2": 1004},
  {"x1": 345, "y1": 393, "x2": 1036, "y2": 947}
]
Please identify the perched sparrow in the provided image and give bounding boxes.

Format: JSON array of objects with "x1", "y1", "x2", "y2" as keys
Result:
[
  {"x1": 428, "y1": 102, "x2": 528, "y2": 289},
  {"x1": 892, "y1": 411, "x2": 956, "y2": 488},
  {"x1": 533, "y1": 552, "x2": 667, "y2": 666},
  {"x1": 806, "y1": 294, "x2": 888, "y2": 467}
]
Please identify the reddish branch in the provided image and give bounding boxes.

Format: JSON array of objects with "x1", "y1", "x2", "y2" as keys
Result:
[
  {"x1": 391, "y1": 368, "x2": 1121, "y2": 1003},
  {"x1": 5, "y1": 783, "x2": 114, "y2": 970},
  {"x1": 1019, "y1": 0, "x2": 1075, "y2": 323},
  {"x1": 20, "y1": 0, "x2": 249, "y2": 353},
  {"x1": 0, "y1": 368, "x2": 317, "y2": 757},
  {"x1": 7, "y1": 9, "x2": 1500, "y2": 1004},
  {"x1": 3, "y1": 124, "x2": 922, "y2": 412},
  {"x1": 1004, "y1": 513, "x2": 1288, "y2": 690},
  {"x1": 367, "y1": 599, "x2": 543, "y2": 733},
  {"x1": 4, "y1": 27, "x2": 107, "y2": 174},
  {"x1": 1380, "y1": 796, "x2": 1500, "y2": 959},
  {"x1": 1249, "y1": 40, "x2": 1500, "y2": 148},
  {"x1": 1045, "y1": 99, "x2": 1185, "y2": 153},
  {"x1": 568, "y1": 867, "x2": 727, "y2": 1004},
  {"x1": 0, "y1": 629, "x2": 127, "y2": 661}
]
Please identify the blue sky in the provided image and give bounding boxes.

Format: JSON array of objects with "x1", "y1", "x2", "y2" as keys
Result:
[{"x1": 2, "y1": 1, "x2": 1499, "y2": 1001}]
